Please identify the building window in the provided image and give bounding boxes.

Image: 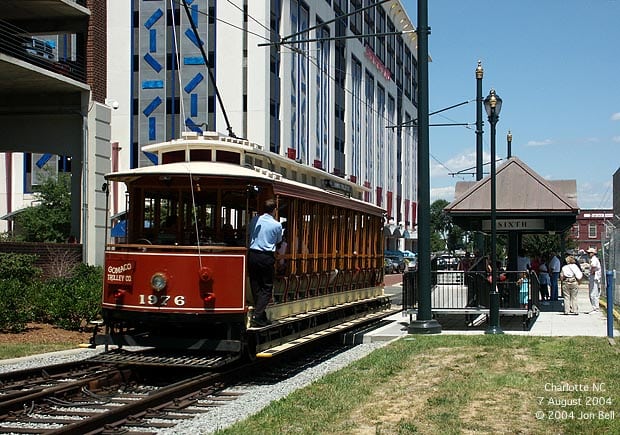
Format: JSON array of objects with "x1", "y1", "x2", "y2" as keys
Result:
[
  {"x1": 290, "y1": 0, "x2": 310, "y2": 165},
  {"x1": 376, "y1": 7, "x2": 386, "y2": 63},
  {"x1": 351, "y1": 56, "x2": 362, "y2": 180},
  {"x1": 386, "y1": 18, "x2": 395, "y2": 76},
  {"x1": 376, "y1": 84, "x2": 385, "y2": 203},
  {"x1": 315, "y1": 20, "x2": 331, "y2": 171},
  {"x1": 588, "y1": 222, "x2": 597, "y2": 238},
  {"x1": 387, "y1": 94, "x2": 395, "y2": 193},
  {"x1": 365, "y1": 69, "x2": 375, "y2": 200},
  {"x1": 350, "y1": 0, "x2": 362, "y2": 36},
  {"x1": 363, "y1": 0, "x2": 375, "y2": 51}
]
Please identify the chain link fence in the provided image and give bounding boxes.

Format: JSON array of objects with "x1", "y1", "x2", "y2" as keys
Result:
[{"x1": 601, "y1": 227, "x2": 620, "y2": 306}]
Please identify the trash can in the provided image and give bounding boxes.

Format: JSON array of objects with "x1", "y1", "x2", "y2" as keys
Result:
[{"x1": 402, "y1": 270, "x2": 417, "y2": 310}]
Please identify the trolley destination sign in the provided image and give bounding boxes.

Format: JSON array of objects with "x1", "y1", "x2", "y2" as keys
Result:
[{"x1": 481, "y1": 219, "x2": 545, "y2": 231}]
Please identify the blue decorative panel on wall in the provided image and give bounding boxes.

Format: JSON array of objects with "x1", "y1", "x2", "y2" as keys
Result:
[{"x1": 135, "y1": 0, "x2": 209, "y2": 167}]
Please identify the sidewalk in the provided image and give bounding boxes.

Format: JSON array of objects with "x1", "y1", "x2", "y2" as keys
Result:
[{"x1": 370, "y1": 280, "x2": 619, "y2": 341}]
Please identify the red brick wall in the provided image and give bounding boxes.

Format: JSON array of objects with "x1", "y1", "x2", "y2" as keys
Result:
[
  {"x1": 86, "y1": 0, "x2": 107, "y2": 103},
  {"x1": 0, "y1": 242, "x2": 83, "y2": 279}
]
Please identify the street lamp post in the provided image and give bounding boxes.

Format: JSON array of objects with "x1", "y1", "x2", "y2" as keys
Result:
[
  {"x1": 474, "y1": 61, "x2": 484, "y2": 256},
  {"x1": 484, "y1": 89, "x2": 504, "y2": 335}
]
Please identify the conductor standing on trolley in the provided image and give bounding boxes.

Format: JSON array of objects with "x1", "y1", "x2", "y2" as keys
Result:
[{"x1": 248, "y1": 198, "x2": 282, "y2": 327}]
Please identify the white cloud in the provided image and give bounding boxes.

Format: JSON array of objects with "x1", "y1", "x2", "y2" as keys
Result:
[
  {"x1": 612, "y1": 136, "x2": 620, "y2": 143},
  {"x1": 611, "y1": 112, "x2": 620, "y2": 121},
  {"x1": 431, "y1": 151, "x2": 478, "y2": 177},
  {"x1": 430, "y1": 186, "x2": 456, "y2": 203},
  {"x1": 577, "y1": 180, "x2": 612, "y2": 209},
  {"x1": 525, "y1": 139, "x2": 553, "y2": 147}
]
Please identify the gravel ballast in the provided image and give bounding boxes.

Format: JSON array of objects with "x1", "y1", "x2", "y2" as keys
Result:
[{"x1": 0, "y1": 341, "x2": 390, "y2": 434}]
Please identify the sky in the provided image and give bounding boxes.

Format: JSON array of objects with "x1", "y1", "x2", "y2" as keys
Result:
[{"x1": 401, "y1": 0, "x2": 620, "y2": 209}]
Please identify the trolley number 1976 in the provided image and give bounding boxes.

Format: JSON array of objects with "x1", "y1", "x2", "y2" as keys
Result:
[{"x1": 138, "y1": 294, "x2": 185, "y2": 306}]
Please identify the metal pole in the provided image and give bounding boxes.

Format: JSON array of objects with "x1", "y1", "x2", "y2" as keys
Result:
[
  {"x1": 486, "y1": 105, "x2": 503, "y2": 335},
  {"x1": 606, "y1": 270, "x2": 614, "y2": 338},
  {"x1": 408, "y1": 0, "x2": 441, "y2": 334},
  {"x1": 475, "y1": 61, "x2": 484, "y2": 182},
  {"x1": 474, "y1": 61, "x2": 484, "y2": 256}
]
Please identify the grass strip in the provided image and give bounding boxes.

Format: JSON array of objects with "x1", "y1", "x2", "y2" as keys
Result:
[
  {"x1": 217, "y1": 335, "x2": 620, "y2": 434},
  {"x1": 0, "y1": 343, "x2": 78, "y2": 360}
]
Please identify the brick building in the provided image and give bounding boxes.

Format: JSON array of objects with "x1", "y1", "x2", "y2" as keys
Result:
[{"x1": 571, "y1": 209, "x2": 614, "y2": 252}]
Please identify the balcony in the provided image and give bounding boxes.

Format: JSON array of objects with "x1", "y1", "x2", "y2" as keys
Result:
[
  {"x1": 0, "y1": 1, "x2": 90, "y2": 103},
  {"x1": 0, "y1": 21, "x2": 87, "y2": 87}
]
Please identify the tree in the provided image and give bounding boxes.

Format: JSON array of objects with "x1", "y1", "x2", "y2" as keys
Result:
[
  {"x1": 14, "y1": 173, "x2": 72, "y2": 242},
  {"x1": 522, "y1": 233, "x2": 577, "y2": 257},
  {"x1": 429, "y1": 199, "x2": 471, "y2": 254}
]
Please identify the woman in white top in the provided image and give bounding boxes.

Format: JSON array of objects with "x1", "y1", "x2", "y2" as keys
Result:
[{"x1": 560, "y1": 256, "x2": 583, "y2": 315}]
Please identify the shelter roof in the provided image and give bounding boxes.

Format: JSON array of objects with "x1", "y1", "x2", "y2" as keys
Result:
[{"x1": 445, "y1": 156, "x2": 578, "y2": 233}]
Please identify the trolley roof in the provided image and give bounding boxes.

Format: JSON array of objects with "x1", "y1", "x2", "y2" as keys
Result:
[{"x1": 106, "y1": 134, "x2": 385, "y2": 216}]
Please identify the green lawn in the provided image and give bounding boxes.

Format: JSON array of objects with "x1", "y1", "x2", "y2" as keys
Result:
[{"x1": 217, "y1": 335, "x2": 619, "y2": 434}]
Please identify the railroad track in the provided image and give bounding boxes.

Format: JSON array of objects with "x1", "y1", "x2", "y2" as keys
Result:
[
  {"x1": 0, "y1": 356, "x2": 248, "y2": 434},
  {"x1": 0, "y1": 314, "x2": 396, "y2": 434}
]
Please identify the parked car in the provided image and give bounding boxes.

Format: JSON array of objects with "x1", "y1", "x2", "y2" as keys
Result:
[
  {"x1": 386, "y1": 256, "x2": 407, "y2": 273},
  {"x1": 384, "y1": 257, "x2": 397, "y2": 274},
  {"x1": 22, "y1": 36, "x2": 55, "y2": 61},
  {"x1": 436, "y1": 254, "x2": 459, "y2": 270},
  {"x1": 405, "y1": 256, "x2": 417, "y2": 271}
]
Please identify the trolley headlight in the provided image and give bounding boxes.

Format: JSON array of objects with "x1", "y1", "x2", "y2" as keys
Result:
[{"x1": 150, "y1": 272, "x2": 168, "y2": 292}]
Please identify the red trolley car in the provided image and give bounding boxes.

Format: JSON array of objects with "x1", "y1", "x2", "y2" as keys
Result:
[{"x1": 96, "y1": 131, "x2": 392, "y2": 359}]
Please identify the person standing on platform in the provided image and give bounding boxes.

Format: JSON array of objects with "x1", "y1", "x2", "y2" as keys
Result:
[
  {"x1": 538, "y1": 260, "x2": 551, "y2": 302},
  {"x1": 548, "y1": 252, "x2": 561, "y2": 301},
  {"x1": 247, "y1": 198, "x2": 283, "y2": 327},
  {"x1": 517, "y1": 249, "x2": 531, "y2": 272},
  {"x1": 560, "y1": 255, "x2": 583, "y2": 315},
  {"x1": 517, "y1": 271, "x2": 529, "y2": 309},
  {"x1": 586, "y1": 247, "x2": 602, "y2": 313}
]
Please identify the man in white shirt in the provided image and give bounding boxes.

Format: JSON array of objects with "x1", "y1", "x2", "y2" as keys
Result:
[
  {"x1": 248, "y1": 198, "x2": 283, "y2": 327},
  {"x1": 548, "y1": 252, "x2": 561, "y2": 301},
  {"x1": 587, "y1": 248, "x2": 602, "y2": 312}
]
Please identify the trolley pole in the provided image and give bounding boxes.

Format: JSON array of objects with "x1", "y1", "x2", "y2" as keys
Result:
[{"x1": 408, "y1": 0, "x2": 441, "y2": 334}]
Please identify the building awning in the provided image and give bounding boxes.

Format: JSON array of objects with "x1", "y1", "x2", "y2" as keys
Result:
[
  {"x1": 111, "y1": 210, "x2": 127, "y2": 221},
  {"x1": 402, "y1": 229, "x2": 416, "y2": 239},
  {"x1": 111, "y1": 220, "x2": 127, "y2": 237},
  {"x1": 383, "y1": 224, "x2": 402, "y2": 238},
  {"x1": 0, "y1": 208, "x2": 27, "y2": 221}
]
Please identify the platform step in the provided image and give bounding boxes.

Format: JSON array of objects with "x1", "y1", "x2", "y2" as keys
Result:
[{"x1": 256, "y1": 307, "x2": 400, "y2": 358}]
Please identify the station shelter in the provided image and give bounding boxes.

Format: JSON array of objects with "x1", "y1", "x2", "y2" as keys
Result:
[
  {"x1": 444, "y1": 156, "x2": 579, "y2": 271},
  {"x1": 437, "y1": 156, "x2": 579, "y2": 318}
]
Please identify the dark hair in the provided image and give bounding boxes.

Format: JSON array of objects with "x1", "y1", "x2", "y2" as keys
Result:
[{"x1": 264, "y1": 198, "x2": 277, "y2": 213}]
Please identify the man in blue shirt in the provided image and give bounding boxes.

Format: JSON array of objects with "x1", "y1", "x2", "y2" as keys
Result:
[{"x1": 247, "y1": 198, "x2": 282, "y2": 327}]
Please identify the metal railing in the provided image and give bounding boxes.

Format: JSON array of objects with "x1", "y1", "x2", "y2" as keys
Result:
[
  {"x1": 0, "y1": 19, "x2": 87, "y2": 83},
  {"x1": 403, "y1": 269, "x2": 540, "y2": 312}
]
